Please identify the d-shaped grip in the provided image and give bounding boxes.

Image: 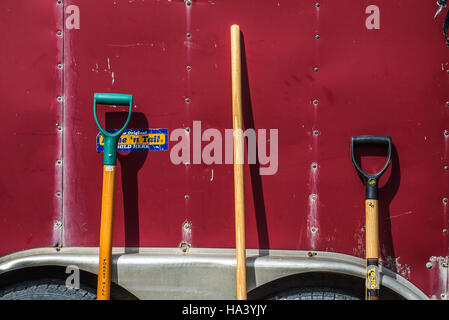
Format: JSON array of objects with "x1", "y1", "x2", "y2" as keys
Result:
[
  {"x1": 351, "y1": 135, "x2": 392, "y2": 199},
  {"x1": 93, "y1": 93, "x2": 133, "y2": 165},
  {"x1": 93, "y1": 93, "x2": 133, "y2": 138}
]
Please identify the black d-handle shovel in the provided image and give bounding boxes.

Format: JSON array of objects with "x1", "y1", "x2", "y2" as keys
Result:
[{"x1": 351, "y1": 135, "x2": 392, "y2": 300}]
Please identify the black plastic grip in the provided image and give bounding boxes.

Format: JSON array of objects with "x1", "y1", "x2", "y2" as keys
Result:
[
  {"x1": 352, "y1": 135, "x2": 390, "y2": 146},
  {"x1": 351, "y1": 136, "x2": 392, "y2": 199}
]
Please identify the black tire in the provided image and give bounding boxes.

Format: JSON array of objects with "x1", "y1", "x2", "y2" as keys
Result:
[
  {"x1": 267, "y1": 287, "x2": 361, "y2": 300},
  {"x1": 0, "y1": 279, "x2": 96, "y2": 300}
]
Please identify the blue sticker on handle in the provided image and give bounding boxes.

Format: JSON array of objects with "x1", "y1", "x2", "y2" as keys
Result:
[{"x1": 96, "y1": 128, "x2": 169, "y2": 152}]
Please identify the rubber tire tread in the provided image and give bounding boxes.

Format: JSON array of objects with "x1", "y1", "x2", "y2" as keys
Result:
[
  {"x1": 268, "y1": 287, "x2": 361, "y2": 300},
  {"x1": 0, "y1": 279, "x2": 96, "y2": 300}
]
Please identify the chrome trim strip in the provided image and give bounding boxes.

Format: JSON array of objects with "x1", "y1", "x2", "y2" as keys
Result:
[{"x1": 0, "y1": 247, "x2": 429, "y2": 300}]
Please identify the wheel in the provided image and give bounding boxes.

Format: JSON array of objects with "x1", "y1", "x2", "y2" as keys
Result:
[
  {"x1": 267, "y1": 287, "x2": 361, "y2": 300},
  {"x1": 0, "y1": 279, "x2": 96, "y2": 300}
]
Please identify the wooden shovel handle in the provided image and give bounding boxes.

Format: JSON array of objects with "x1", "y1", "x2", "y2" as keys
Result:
[
  {"x1": 231, "y1": 24, "x2": 247, "y2": 301},
  {"x1": 365, "y1": 199, "x2": 379, "y2": 300},
  {"x1": 97, "y1": 165, "x2": 116, "y2": 300}
]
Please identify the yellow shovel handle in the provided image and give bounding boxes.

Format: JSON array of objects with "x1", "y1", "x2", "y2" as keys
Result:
[{"x1": 97, "y1": 165, "x2": 116, "y2": 300}]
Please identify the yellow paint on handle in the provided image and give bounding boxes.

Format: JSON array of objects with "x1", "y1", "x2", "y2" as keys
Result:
[
  {"x1": 231, "y1": 24, "x2": 247, "y2": 301},
  {"x1": 97, "y1": 165, "x2": 116, "y2": 300},
  {"x1": 365, "y1": 199, "x2": 379, "y2": 260}
]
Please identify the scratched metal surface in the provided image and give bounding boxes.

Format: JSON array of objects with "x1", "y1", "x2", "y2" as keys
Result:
[
  {"x1": 0, "y1": 0, "x2": 447, "y2": 298},
  {"x1": 0, "y1": 1, "x2": 63, "y2": 253},
  {"x1": 61, "y1": 0, "x2": 449, "y2": 297}
]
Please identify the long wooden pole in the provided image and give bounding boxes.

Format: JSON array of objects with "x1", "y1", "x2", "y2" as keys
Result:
[{"x1": 230, "y1": 24, "x2": 247, "y2": 300}]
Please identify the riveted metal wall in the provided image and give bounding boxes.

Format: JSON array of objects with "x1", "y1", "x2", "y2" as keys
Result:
[
  {"x1": 0, "y1": 0, "x2": 448, "y2": 299},
  {"x1": 0, "y1": 1, "x2": 64, "y2": 252}
]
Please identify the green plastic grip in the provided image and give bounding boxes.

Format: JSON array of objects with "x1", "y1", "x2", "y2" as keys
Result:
[
  {"x1": 93, "y1": 93, "x2": 133, "y2": 165},
  {"x1": 95, "y1": 93, "x2": 133, "y2": 107}
]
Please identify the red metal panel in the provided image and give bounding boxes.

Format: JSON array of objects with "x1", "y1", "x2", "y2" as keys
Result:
[
  {"x1": 0, "y1": 0, "x2": 447, "y2": 298},
  {"x1": 60, "y1": 0, "x2": 448, "y2": 297},
  {"x1": 0, "y1": 1, "x2": 63, "y2": 253},
  {"x1": 316, "y1": 1, "x2": 449, "y2": 296},
  {"x1": 63, "y1": 0, "x2": 189, "y2": 247}
]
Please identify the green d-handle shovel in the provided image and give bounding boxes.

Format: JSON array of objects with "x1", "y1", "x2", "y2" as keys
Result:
[
  {"x1": 351, "y1": 135, "x2": 392, "y2": 300},
  {"x1": 93, "y1": 93, "x2": 132, "y2": 300}
]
